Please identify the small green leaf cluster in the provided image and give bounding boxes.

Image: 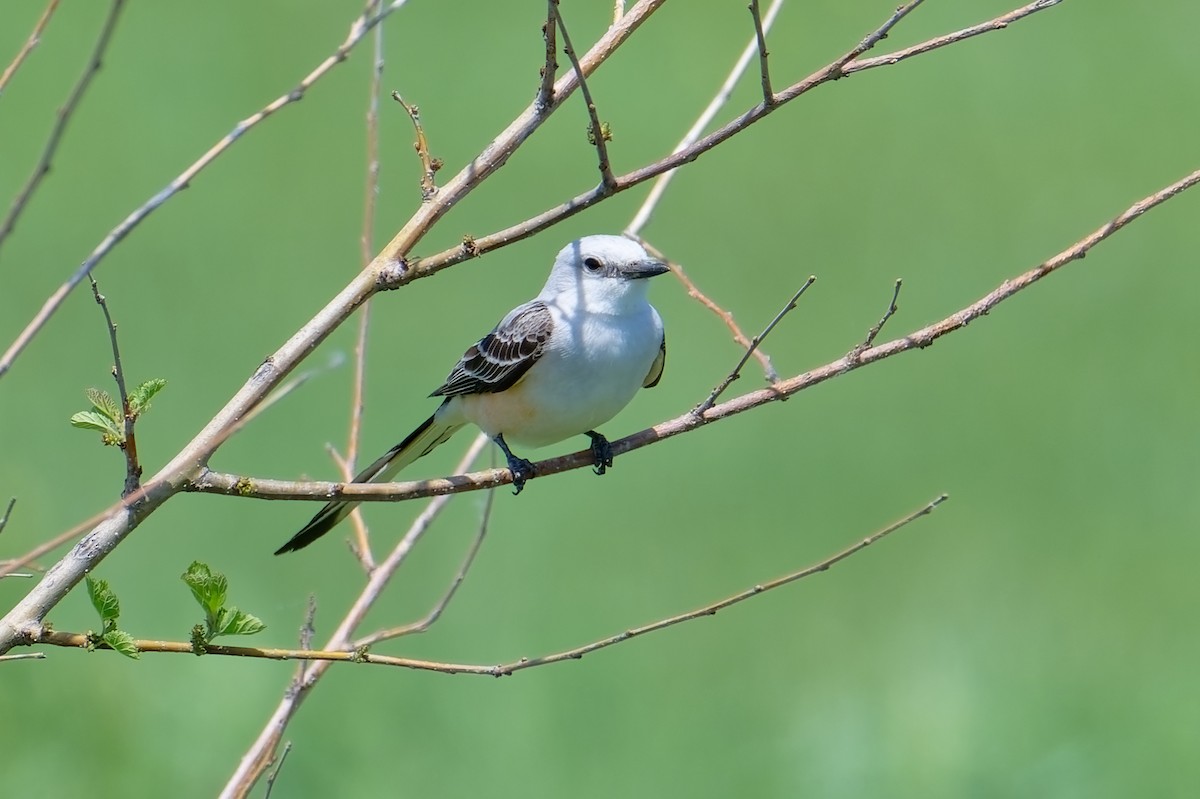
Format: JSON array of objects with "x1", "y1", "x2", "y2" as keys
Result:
[
  {"x1": 182, "y1": 561, "x2": 266, "y2": 651},
  {"x1": 69, "y1": 379, "x2": 167, "y2": 446},
  {"x1": 85, "y1": 576, "x2": 139, "y2": 659}
]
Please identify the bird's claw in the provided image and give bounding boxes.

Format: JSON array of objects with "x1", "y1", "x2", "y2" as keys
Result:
[
  {"x1": 586, "y1": 431, "x2": 613, "y2": 476},
  {"x1": 507, "y1": 456, "x2": 535, "y2": 495}
]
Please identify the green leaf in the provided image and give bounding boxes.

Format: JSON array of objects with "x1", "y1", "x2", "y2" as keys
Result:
[
  {"x1": 213, "y1": 607, "x2": 266, "y2": 638},
  {"x1": 181, "y1": 561, "x2": 226, "y2": 618},
  {"x1": 85, "y1": 575, "x2": 120, "y2": 627},
  {"x1": 129, "y1": 378, "x2": 167, "y2": 418},
  {"x1": 101, "y1": 629, "x2": 140, "y2": 659},
  {"x1": 85, "y1": 387, "x2": 122, "y2": 424},
  {"x1": 70, "y1": 410, "x2": 123, "y2": 444}
]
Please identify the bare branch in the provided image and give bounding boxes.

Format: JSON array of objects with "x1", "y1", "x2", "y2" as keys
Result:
[
  {"x1": 553, "y1": 2, "x2": 617, "y2": 190},
  {"x1": 845, "y1": 0, "x2": 1062, "y2": 75},
  {"x1": 0, "y1": 0, "x2": 60, "y2": 96},
  {"x1": 0, "y1": 0, "x2": 125, "y2": 254},
  {"x1": 695, "y1": 277, "x2": 814, "y2": 415},
  {"x1": 0, "y1": 652, "x2": 44, "y2": 662},
  {"x1": 262, "y1": 742, "x2": 292, "y2": 799},
  {"x1": 0, "y1": 0, "x2": 417, "y2": 380},
  {"x1": 29, "y1": 495, "x2": 945, "y2": 674},
  {"x1": 88, "y1": 275, "x2": 140, "y2": 495},
  {"x1": 748, "y1": 0, "x2": 775, "y2": 105}
]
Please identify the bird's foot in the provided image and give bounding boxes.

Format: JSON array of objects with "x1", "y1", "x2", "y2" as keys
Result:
[
  {"x1": 506, "y1": 455, "x2": 535, "y2": 495},
  {"x1": 585, "y1": 431, "x2": 613, "y2": 476},
  {"x1": 494, "y1": 434, "x2": 535, "y2": 495}
]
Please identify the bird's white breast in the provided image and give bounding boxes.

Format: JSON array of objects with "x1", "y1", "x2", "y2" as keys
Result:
[{"x1": 459, "y1": 302, "x2": 663, "y2": 448}]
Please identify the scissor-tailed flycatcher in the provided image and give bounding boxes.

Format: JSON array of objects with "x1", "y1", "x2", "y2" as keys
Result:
[{"x1": 275, "y1": 235, "x2": 669, "y2": 554}]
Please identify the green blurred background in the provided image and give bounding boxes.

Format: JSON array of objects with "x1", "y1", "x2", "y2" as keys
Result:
[{"x1": 2, "y1": 1, "x2": 1198, "y2": 796}]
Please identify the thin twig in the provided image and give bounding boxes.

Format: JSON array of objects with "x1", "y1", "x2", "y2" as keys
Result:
[
  {"x1": 845, "y1": 0, "x2": 1063, "y2": 75},
  {"x1": 626, "y1": 0, "x2": 785, "y2": 237},
  {"x1": 344, "y1": 6, "x2": 387, "y2": 573},
  {"x1": 850, "y1": 279, "x2": 902, "y2": 358},
  {"x1": 291, "y1": 595, "x2": 317, "y2": 686},
  {"x1": 748, "y1": 0, "x2": 775, "y2": 104},
  {"x1": 695, "y1": 278, "x2": 814, "y2": 415},
  {"x1": 34, "y1": 495, "x2": 946, "y2": 673},
  {"x1": 637, "y1": 237, "x2": 778, "y2": 380},
  {"x1": 0, "y1": 0, "x2": 61, "y2": 96},
  {"x1": 356, "y1": 483, "x2": 496, "y2": 647},
  {"x1": 88, "y1": 275, "x2": 140, "y2": 495},
  {"x1": 0, "y1": 497, "x2": 15, "y2": 537},
  {"x1": 0, "y1": 0, "x2": 125, "y2": 254},
  {"x1": 0, "y1": 652, "x2": 45, "y2": 662},
  {"x1": 189, "y1": 164, "x2": 1200, "y2": 505},
  {"x1": 229, "y1": 356, "x2": 344, "y2": 439},
  {"x1": 613, "y1": 0, "x2": 625, "y2": 25},
  {"x1": 537, "y1": 0, "x2": 558, "y2": 109},
  {"x1": 391, "y1": 93, "x2": 440, "y2": 201},
  {"x1": 553, "y1": 2, "x2": 617, "y2": 190},
  {"x1": 262, "y1": 742, "x2": 291, "y2": 799},
  {"x1": 0, "y1": 0, "x2": 416, "y2": 380}
]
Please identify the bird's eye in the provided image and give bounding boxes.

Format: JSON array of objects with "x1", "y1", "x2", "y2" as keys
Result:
[{"x1": 583, "y1": 256, "x2": 603, "y2": 272}]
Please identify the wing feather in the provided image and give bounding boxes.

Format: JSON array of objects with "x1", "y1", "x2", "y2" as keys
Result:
[
  {"x1": 643, "y1": 332, "x2": 666, "y2": 388},
  {"x1": 432, "y1": 301, "x2": 554, "y2": 397}
]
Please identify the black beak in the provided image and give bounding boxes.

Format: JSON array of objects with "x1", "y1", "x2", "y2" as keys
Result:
[{"x1": 625, "y1": 259, "x2": 670, "y2": 280}]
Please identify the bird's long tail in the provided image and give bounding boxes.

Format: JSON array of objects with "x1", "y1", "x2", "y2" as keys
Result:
[{"x1": 274, "y1": 405, "x2": 462, "y2": 554}]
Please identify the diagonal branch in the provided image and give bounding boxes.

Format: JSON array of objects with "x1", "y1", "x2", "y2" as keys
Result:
[
  {"x1": 695, "y1": 277, "x2": 814, "y2": 415},
  {"x1": 0, "y1": 0, "x2": 61, "y2": 96},
  {"x1": 0, "y1": 0, "x2": 125, "y2": 255},
  {"x1": 553, "y1": 2, "x2": 617, "y2": 190}
]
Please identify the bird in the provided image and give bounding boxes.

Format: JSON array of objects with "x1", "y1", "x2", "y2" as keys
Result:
[{"x1": 274, "y1": 234, "x2": 669, "y2": 554}]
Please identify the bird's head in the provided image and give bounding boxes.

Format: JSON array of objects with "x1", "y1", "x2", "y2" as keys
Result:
[{"x1": 540, "y1": 235, "x2": 669, "y2": 313}]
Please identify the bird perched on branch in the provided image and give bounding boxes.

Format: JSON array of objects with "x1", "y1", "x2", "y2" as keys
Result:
[{"x1": 275, "y1": 235, "x2": 669, "y2": 554}]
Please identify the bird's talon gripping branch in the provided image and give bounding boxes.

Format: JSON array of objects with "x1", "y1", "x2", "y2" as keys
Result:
[
  {"x1": 506, "y1": 455, "x2": 536, "y2": 495},
  {"x1": 586, "y1": 430, "x2": 613, "y2": 475}
]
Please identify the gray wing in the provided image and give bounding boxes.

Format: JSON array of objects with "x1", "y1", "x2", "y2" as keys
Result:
[
  {"x1": 432, "y1": 301, "x2": 554, "y2": 397},
  {"x1": 643, "y1": 331, "x2": 666, "y2": 388}
]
